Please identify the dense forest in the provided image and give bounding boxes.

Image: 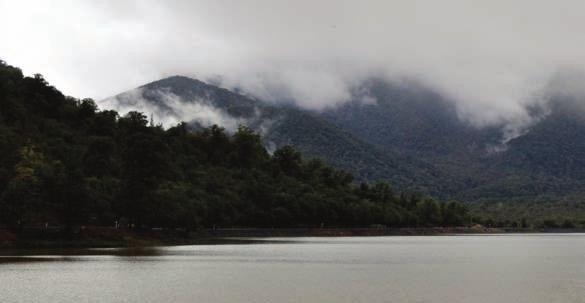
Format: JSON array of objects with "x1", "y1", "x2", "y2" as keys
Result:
[{"x1": 0, "y1": 60, "x2": 477, "y2": 232}]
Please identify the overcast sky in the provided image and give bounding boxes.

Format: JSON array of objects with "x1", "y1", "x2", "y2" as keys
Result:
[{"x1": 1, "y1": 0, "x2": 585, "y2": 128}]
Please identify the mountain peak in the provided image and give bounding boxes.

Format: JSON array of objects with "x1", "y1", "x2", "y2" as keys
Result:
[{"x1": 141, "y1": 75, "x2": 208, "y2": 91}]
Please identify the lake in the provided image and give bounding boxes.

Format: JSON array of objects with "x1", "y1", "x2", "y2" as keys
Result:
[{"x1": 1, "y1": 235, "x2": 585, "y2": 302}]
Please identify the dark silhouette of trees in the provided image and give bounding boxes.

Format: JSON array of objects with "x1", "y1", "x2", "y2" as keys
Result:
[{"x1": 0, "y1": 59, "x2": 472, "y2": 230}]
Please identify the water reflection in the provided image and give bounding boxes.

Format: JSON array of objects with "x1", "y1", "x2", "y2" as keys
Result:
[
  {"x1": 0, "y1": 237, "x2": 296, "y2": 263},
  {"x1": 1, "y1": 235, "x2": 585, "y2": 303}
]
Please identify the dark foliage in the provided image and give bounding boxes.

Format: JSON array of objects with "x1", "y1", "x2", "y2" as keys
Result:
[{"x1": 0, "y1": 60, "x2": 469, "y2": 230}]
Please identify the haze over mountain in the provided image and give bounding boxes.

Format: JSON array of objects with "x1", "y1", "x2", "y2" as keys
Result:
[
  {"x1": 102, "y1": 76, "x2": 444, "y2": 193},
  {"x1": 102, "y1": 75, "x2": 585, "y2": 215},
  {"x1": 4, "y1": 0, "x2": 585, "y2": 219},
  {"x1": 320, "y1": 80, "x2": 585, "y2": 204},
  {"x1": 5, "y1": 1, "x2": 585, "y2": 140}
]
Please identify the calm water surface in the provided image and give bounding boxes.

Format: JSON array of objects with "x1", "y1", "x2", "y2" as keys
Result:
[{"x1": 1, "y1": 235, "x2": 585, "y2": 303}]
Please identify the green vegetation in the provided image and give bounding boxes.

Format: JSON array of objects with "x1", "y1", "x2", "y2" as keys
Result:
[
  {"x1": 124, "y1": 75, "x2": 585, "y2": 226},
  {"x1": 470, "y1": 198, "x2": 585, "y2": 229},
  {"x1": 0, "y1": 60, "x2": 472, "y2": 232},
  {"x1": 321, "y1": 80, "x2": 585, "y2": 224},
  {"x1": 121, "y1": 75, "x2": 442, "y2": 193}
]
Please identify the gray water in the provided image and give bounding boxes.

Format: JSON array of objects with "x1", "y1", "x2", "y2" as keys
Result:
[{"x1": 1, "y1": 235, "x2": 585, "y2": 303}]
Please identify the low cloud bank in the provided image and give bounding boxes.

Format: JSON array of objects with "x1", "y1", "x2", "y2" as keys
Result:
[
  {"x1": 101, "y1": 88, "x2": 245, "y2": 131},
  {"x1": 3, "y1": 1, "x2": 585, "y2": 136}
]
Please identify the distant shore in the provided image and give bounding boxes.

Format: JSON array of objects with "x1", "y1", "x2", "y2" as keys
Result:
[{"x1": 1, "y1": 226, "x2": 584, "y2": 249}]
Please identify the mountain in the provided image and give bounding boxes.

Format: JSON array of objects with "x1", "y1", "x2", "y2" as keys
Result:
[
  {"x1": 102, "y1": 76, "x2": 444, "y2": 194},
  {"x1": 103, "y1": 75, "x2": 585, "y2": 218},
  {"x1": 320, "y1": 80, "x2": 585, "y2": 210},
  {"x1": 0, "y1": 60, "x2": 472, "y2": 230}
]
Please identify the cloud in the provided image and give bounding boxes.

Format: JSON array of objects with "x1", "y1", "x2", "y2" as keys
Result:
[
  {"x1": 2, "y1": 0, "x2": 585, "y2": 129},
  {"x1": 102, "y1": 88, "x2": 246, "y2": 131}
]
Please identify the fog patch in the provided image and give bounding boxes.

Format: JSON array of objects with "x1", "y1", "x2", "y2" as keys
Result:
[
  {"x1": 5, "y1": 1, "x2": 585, "y2": 135},
  {"x1": 100, "y1": 88, "x2": 245, "y2": 132}
]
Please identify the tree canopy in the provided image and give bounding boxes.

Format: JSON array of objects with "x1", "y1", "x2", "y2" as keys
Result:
[{"x1": 0, "y1": 60, "x2": 471, "y2": 230}]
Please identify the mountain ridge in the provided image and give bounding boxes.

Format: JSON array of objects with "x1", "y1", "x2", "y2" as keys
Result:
[
  {"x1": 102, "y1": 76, "x2": 445, "y2": 194},
  {"x1": 102, "y1": 74, "x2": 585, "y2": 212}
]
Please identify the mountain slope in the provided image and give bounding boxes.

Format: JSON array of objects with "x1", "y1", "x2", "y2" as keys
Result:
[
  {"x1": 103, "y1": 75, "x2": 585, "y2": 210},
  {"x1": 320, "y1": 79, "x2": 585, "y2": 204},
  {"x1": 0, "y1": 60, "x2": 473, "y2": 230},
  {"x1": 102, "y1": 76, "x2": 444, "y2": 193}
]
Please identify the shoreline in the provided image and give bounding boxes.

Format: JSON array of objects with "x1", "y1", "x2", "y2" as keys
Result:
[{"x1": 1, "y1": 226, "x2": 584, "y2": 249}]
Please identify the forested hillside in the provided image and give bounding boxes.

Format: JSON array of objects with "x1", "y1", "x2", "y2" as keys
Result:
[
  {"x1": 102, "y1": 74, "x2": 585, "y2": 224},
  {"x1": 0, "y1": 60, "x2": 470, "y2": 230},
  {"x1": 321, "y1": 79, "x2": 585, "y2": 217},
  {"x1": 104, "y1": 76, "x2": 444, "y2": 194}
]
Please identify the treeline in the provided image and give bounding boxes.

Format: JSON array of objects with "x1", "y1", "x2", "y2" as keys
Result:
[
  {"x1": 0, "y1": 60, "x2": 470, "y2": 230},
  {"x1": 470, "y1": 200, "x2": 585, "y2": 229}
]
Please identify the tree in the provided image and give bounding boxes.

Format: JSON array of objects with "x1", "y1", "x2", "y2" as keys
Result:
[
  {"x1": 201, "y1": 125, "x2": 230, "y2": 165},
  {"x1": 83, "y1": 136, "x2": 117, "y2": 177},
  {"x1": 230, "y1": 125, "x2": 268, "y2": 169},
  {"x1": 77, "y1": 98, "x2": 98, "y2": 120},
  {"x1": 119, "y1": 133, "x2": 170, "y2": 225},
  {"x1": 0, "y1": 146, "x2": 48, "y2": 227},
  {"x1": 118, "y1": 111, "x2": 149, "y2": 135},
  {"x1": 273, "y1": 145, "x2": 302, "y2": 176},
  {"x1": 417, "y1": 198, "x2": 441, "y2": 226}
]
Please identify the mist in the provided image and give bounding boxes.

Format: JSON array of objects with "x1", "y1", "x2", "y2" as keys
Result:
[
  {"x1": 2, "y1": 0, "x2": 585, "y2": 131},
  {"x1": 102, "y1": 88, "x2": 251, "y2": 132}
]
